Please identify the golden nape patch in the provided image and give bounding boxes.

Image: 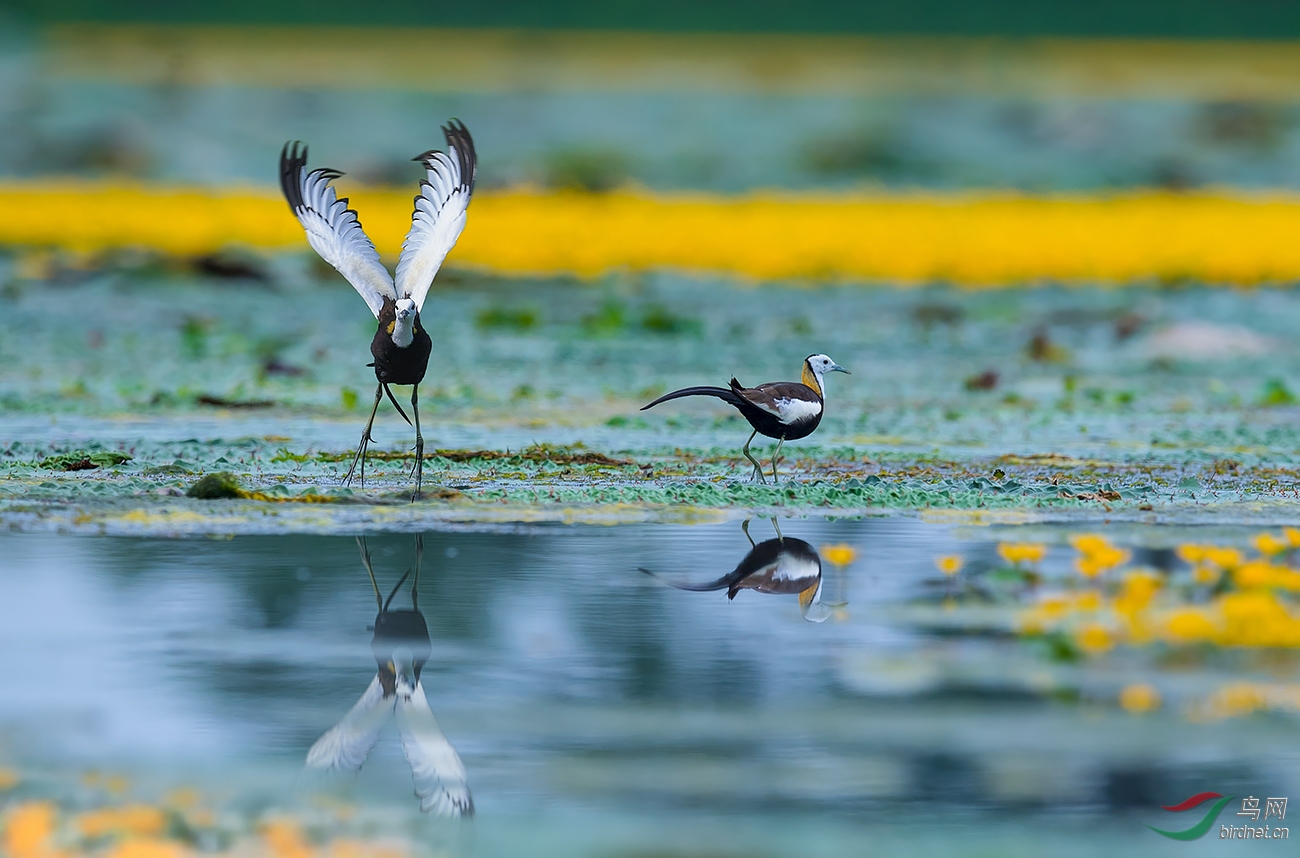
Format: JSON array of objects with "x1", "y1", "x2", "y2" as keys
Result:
[
  {"x1": 387, "y1": 321, "x2": 395, "y2": 334},
  {"x1": 801, "y1": 362, "x2": 822, "y2": 396},
  {"x1": 799, "y1": 582, "x2": 819, "y2": 610}
]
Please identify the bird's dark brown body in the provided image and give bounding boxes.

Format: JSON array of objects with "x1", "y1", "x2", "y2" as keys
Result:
[
  {"x1": 639, "y1": 354, "x2": 848, "y2": 483},
  {"x1": 370, "y1": 298, "x2": 432, "y2": 386}
]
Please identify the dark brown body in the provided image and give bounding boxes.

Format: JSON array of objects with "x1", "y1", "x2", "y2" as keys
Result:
[
  {"x1": 640, "y1": 377, "x2": 824, "y2": 441},
  {"x1": 370, "y1": 298, "x2": 433, "y2": 386},
  {"x1": 641, "y1": 536, "x2": 822, "y2": 599}
]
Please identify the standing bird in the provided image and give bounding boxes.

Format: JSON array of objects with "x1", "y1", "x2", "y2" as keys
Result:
[
  {"x1": 280, "y1": 120, "x2": 476, "y2": 500},
  {"x1": 306, "y1": 536, "x2": 473, "y2": 818},
  {"x1": 640, "y1": 354, "x2": 849, "y2": 483}
]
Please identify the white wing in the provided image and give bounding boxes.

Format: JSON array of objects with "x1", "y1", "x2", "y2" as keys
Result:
[
  {"x1": 306, "y1": 676, "x2": 394, "y2": 771},
  {"x1": 394, "y1": 120, "x2": 477, "y2": 312},
  {"x1": 280, "y1": 141, "x2": 396, "y2": 318},
  {"x1": 771, "y1": 397, "x2": 823, "y2": 423},
  {"x1": 395, "y1": 682, "x2": 473, "y2": 817}
]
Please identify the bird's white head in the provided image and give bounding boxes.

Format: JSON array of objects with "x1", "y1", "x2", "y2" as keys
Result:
[
  {"x1": 392, "y1": 298, "x2": 418, "y2": 347},
  {"x1": 802, "y1": 353, "x2": 850, "y2": 397}
]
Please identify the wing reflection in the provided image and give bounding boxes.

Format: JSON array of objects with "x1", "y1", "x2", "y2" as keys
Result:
[
  {"x1": 307, "y1": 535, "x2": 473, "y2": 818},
  {"x1": 640, "y1": 519, "x2": 846, "y2": 622}
]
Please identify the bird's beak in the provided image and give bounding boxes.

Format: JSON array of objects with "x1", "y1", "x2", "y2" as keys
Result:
[{"x1": 830, "y1": 364, "x2": 850, "y2": 375}]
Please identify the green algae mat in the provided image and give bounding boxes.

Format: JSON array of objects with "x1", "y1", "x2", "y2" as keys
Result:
[{"x1": 4, "y1": 265, "x2": 1300, "y2": 533}]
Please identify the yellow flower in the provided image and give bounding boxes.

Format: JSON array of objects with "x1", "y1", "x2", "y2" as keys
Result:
[
  {"x1": 1114, "y1": 571, "x2": 1161, "y2": 616},
  {"x1": 1162, "y1": 608, "x2": 1220, "y2": 643},
  {"x1": 820, "y1": 544, "x2": 857, "y2": 567},
  {"x1": 1204, "y1": 547, "x2": 1244, "y2": 570},
  {"x1": 327, "y1": 840, "x2": 406, "y2": 858},
  {"x1": 4, "y1": 802, "x2": 58, "y2": 858},
  {"x1": 1070, "y1": 534, "x2": 1129, "y2": 577},
  {"x1": 1039, "y1": 595, "x2": 1070, "y2": 617},
  {"x1": 1119, "y1": 683, "x2": 1161, "y2": 714},
  {"x1": 1074, "y1": 590, "x2": 1103, "y2": 611},
  {"x1": 15, "y1": 183, "x2": 1300, "y2": 284},
  {"x1": 103, "y1": 840, "x2": 188, "y2": 858},
  {"x1": 1190, "y1": 564, "x2": 1221, "y2": 586},
  {"x1": 997, "y1": 542, "x2": 1047, "y2": 565},
  {"x1": 1232, "y1": 560, "x2": 1277, "y2": 590},
  {"x1": 1069, "y1": 533, "x2": 1110, "y2": 556},
  {"x1": 77, "y1": 806, "x2": 167, "y2": 839},
  {"x1": 1203, "y1": 682, "x2": 1269, "y2": 719},
  {"x1": 1176, "y1": 544, "x2": 1208, "y2": 565},
  {"x1": 1075, "y1": 623, "x2": 1114, "y2": 654},
  {"x1": 161, "y1": 788, "x2": 199, "y2": 811},
  {"x1": 1217, "y1": 591, "x2": 1300, "y2": 646},
  {"x1": 261, "y1": 820, "x2": 314, "y2": 858},
  {"x1": 934, "y1": 555, "x2": 964, "y2": 576},
  {"x1": 1253, "y1": 532, "x2": 1288, "y2": 557},
  {"x1": 1017, "y1": 610, "x2": 1047, "y2": 635},
  {"x1": 1285, "y1": 527, "x2": 1300, "y2": 548}
]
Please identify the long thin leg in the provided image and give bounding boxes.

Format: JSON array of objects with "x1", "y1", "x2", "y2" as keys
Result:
[
  {"x1": 741, "y1": 429, "x2": 766, "y2": 485},
  {"x1": 770, "y1": 436, "x2": 786, "y2": 484},
  {"x1": 770, "y1": 517, "x2": 783, "y2": 541},
  {"x1": 410, "y1": 385, "x2": 424, "y2": 502},
  {"x1": 357, "y1": 537, "x2": 382, "y2": 612},
  {"x1": 412, "y1": 534, "x2": 423, "y2": 610},
  {"x1": 345, "y1": 384, "x2": 384, "y2": 488}
]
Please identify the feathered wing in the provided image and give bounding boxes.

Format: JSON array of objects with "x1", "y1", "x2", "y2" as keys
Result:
[
  {"x1": 735, "y1": 380, "x2": 823, "y2": 423},
  {"x1": 305, "y1": 676, "x2": 394, "y2": 771},
  {"x1": 394, "y1": 120, "x2": 477, "y2": 312},
  {"x1": 280, "y1": 141, "x2": 396, "y2": 318},
  {"x1": 395, "y1": 683, "x2": 474, "y2": 817}
]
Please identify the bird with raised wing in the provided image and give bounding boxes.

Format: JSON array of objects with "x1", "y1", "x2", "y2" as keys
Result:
[
  {"x1": 280, "y1": 120, "x2": 476, "y2": 500},
  {"x1": 640, "y1": 354, "x2": 849, "y2": 483},
  {"x1": 306, "y1": 536, "x2": 473, "y2": 818}
]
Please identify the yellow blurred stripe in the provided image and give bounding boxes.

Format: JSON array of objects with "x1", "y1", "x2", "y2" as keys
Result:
[
  {"x1": 43, "y1": 25, "x2": 1300, "y2": 98},
  {"x1": 6, "y1": 181, "x2": 1300, "y2": 284}
]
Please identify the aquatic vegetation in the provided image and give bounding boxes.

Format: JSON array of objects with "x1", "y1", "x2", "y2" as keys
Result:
[
  {"x1": 184, "y1": 472, "x2": 346, "y2": 503},
  {"x1": 184, "y1": 472, "x2": 245, "y2": 499},
  {"x1": 37, "y1": 452, "x2": 132, "y2": 472},
  {"x1": 0, "y1": 796, "x2": 412, "y2": 858},
  {"x1": 11, "y1": 183, "x2": 1300, "y2": 284}
]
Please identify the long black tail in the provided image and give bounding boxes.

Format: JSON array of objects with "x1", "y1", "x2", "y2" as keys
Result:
[
  {"x1": 640, "y1": 385, "x2": 745, "y2": 411},
  {"x1": 638, "y1": 567, "x2": 747, "y2": 595}
]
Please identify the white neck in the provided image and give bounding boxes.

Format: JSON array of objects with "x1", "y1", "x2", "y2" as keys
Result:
[
  {"x1": 811, "y1": 368, "x2": 825, "y2": 394},
  {"x1": 392, "y1": 314, "x2": 415, "y2": 348}
]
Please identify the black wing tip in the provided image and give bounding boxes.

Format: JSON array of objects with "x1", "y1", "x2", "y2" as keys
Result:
[
  {"x1": 441, "y1": 118, "x2": 477, "y2": 193},
  {"x1": 279, "y1": 140, "x2": 309, "y2": 210},
  {"x1": 408, "y1": 118, "x2": 477, "y2": 193}
]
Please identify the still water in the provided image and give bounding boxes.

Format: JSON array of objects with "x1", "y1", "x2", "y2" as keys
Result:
[{"x1": 0, "y1": 518, "x2": 1294, "y2": 856}]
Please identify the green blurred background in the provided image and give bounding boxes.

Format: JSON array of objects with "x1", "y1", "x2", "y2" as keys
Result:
[{"x1": 9, "y1": 0, "x2": 1300, "y2": 37}]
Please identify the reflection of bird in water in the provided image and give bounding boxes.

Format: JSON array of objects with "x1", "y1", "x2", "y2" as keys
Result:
[
  {"x1": 641, "y1": 519, "x2": 835, "y2": 622},
  {"x1": 307, "y1": 536, "x2": 473, "y2": 817}
]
